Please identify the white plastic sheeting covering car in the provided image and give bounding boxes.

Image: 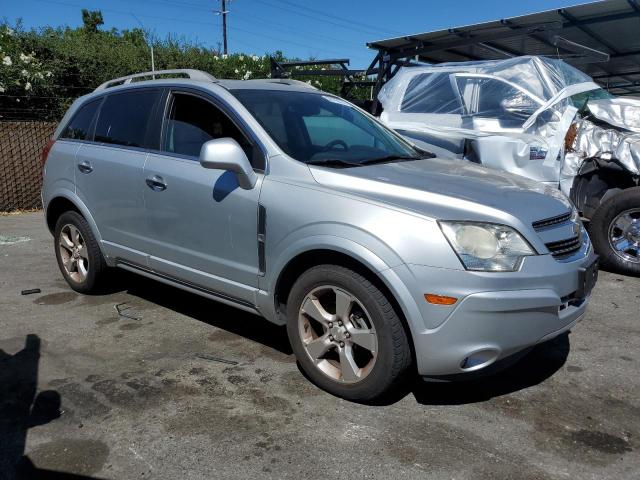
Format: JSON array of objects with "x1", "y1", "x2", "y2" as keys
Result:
[{"x1": 379, "y1": 56, "x2": 640, "y2": 275}]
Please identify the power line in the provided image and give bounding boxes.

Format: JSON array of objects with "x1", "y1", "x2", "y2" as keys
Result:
[
  {"x1": 251, "y1": 0, "x2": 390, "y2": 37},
  {"x1": 133, "y1": 0, "x2": 371, "y2": 61},
  {"x1": 224, "y1": 23, "x2": 348, "y2": 57},
  {"x1": 234, "y1": 10, "x2": 356, "y2": 50},
  {"x1": 269, "y1": 0, "x2": 403, "y2": 37},
  {"x1": 28, "y1": 0, "x2": 356, "y2": 58}
]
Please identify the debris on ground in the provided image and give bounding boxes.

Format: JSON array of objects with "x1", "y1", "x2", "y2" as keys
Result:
[
  {"x1": 115, "y1": 302, "x2": 141, "y2": 321},
  {"x1": 0, "y1": 235, "x2": 31, "y2": 246},
  {"x1": 197, "y1": 354, "x2": 239, "y2": 365},
  {"x1": 21, "y1": 288, "x2": 42, "y2": 295}
]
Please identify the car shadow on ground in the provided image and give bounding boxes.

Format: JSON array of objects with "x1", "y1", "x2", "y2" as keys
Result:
[
  {"x1": 0, "y1": 334, "x2": 105, "y2": 480},
  {"x1": 104, "y1": 271, "x2": 569, "y2": 407},
  {"x1": 114, "y1": 271, "x2": 292, "y2": 356}
]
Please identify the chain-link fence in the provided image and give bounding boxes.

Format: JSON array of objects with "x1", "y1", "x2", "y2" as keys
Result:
[{"x1": 0, "y1": 121, "x2": 56, "y2": 212}]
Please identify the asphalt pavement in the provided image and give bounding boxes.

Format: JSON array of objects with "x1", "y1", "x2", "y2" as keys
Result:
[{"x1": 1, "y1": 212, "x2": 638, "y2": 479}]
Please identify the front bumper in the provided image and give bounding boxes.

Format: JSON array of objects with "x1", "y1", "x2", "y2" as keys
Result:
[{"x1": 391, "y1": 248, "x2": 597, "y2": 377}]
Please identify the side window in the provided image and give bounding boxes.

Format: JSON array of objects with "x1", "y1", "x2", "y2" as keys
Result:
[
  {"x1": 163, "y1": 93, "x2": 257, "y2": 166},
  {"x1": 400, "y1": 73, "x2": 463, "y2": 114},
  {"x1": 474, "y1": 79, "x2": 539, "y2": 125},
  {"x1": 60, "y1": 99, "x2": 100, "y2": 140},
  {"x1": 94, "y1": 90, "x2": 160, "y2": 148}
]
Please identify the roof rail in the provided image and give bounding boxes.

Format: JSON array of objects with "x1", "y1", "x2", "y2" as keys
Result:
[
  {"x1": 266, "y1": 78, "x2": 319, "y2": 90},
  {"x1": 95, "y1": 69, "x2": 216, "y2": 91}
]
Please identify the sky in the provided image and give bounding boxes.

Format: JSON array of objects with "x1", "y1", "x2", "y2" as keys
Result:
[{"x1": 2, "y1": 0, "x2": 590, "y2": 68}]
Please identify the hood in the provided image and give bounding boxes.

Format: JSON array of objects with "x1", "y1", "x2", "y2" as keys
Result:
[
  {"x1": 309, "y1": 157, "x2": 572, "y2": 226},
  {"x1": 588, "y1": 98, "x2": 640, "y2": 134}
]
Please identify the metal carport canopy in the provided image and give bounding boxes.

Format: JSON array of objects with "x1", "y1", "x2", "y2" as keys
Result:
[{"x1": 367, "y1": 0, "x2": 640, "y2": 96}]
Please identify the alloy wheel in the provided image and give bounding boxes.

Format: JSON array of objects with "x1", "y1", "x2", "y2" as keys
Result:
[
  {"x1": 608, "y1": 208, "x2": 640, "y2": 264},
  {"x1": 58, "y1": 224, "x2": 89, "y2": 283},
  {"x1": 298, "y1": 285, "x2": 378, "y2": 384}
]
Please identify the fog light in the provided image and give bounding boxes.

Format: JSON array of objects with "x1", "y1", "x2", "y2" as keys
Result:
[
  {"x1": 460, "y1": 349, "x2": 499, "y2": 371},
  {"x1": 424, "y1": 293, "x2": 457, "y2": 305}
]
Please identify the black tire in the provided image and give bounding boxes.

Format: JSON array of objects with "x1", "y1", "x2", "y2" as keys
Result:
[
  {"x1": 54, "y1": 211, "x2": 109, "y2": 293},
  {"x1": 589, "y1": 187, "x2": 640, "y2": 276},
  {"x1": 286, "y1": 264, "x2": 412, "y2": 402}
]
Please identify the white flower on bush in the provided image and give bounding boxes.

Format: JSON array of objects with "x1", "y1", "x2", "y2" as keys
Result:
[
  {"x1": 243, "y1": 70, "x2": 252, "y2": 80},
  {"x1": 4, "y1": 27, "x2": 14, "y2": 36},
  {"x1": 46, "y1": 71, "x2": 53, "y2": 77},
  {"x1": 34, "y1": 72, "x2": 44, "y2": 79},
  {"x1": 19, "y1": 53, "x2": 32, "y2": 63},
  {"x1": 0, "y1": 84, "x2": 5, "y2": 93},
  {"x1": 222, "y1": 54, "x2": 228, "y2": 59},
  {"x1": 21, "y1": 69, "x2": 29, "y2": 77},
  {"x1": 239, "y1": 55, "x2": 244, "y2": 61},
  {"x1": 24, "y1": 81, "x2": 32, "y2": 91},
  {"x1": 252, "y1": 55, "x2": 259, "y2": 62},
  {"x1": 234, "y1": 68, "x2": 239, "y2": 74},
  {"x1": 2, "y1": 55, "x2": 12, "y2": 66}
]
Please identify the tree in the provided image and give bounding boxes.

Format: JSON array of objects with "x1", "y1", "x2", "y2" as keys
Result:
[{"x1": 81, "y1": 9, "x2": 104, "y2": 33}]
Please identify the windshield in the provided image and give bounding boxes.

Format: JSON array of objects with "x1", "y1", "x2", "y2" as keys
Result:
[
  {"x1": 570, "y1": 88, "x2": 614, "y2": 108},
  {"x1": 231, "y1": 89, "x2": 421, "y2": 165}
]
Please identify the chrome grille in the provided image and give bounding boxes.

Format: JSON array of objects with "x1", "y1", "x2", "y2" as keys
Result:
[
  {"x1": 532, "y1": 211, "x2": 572, "y2": 231},
  {"x1": 545, "y1": 235, "x2": 582, "y2": 258}
]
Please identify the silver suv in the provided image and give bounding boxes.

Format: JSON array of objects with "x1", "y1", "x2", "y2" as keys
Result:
[{"x1": 42, "y1": 69, "x2": 598, "y2": 401}]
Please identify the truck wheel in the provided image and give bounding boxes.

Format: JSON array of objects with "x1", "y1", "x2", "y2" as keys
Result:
[
  {"x1": 54, "y1": 211, "x2": 109, "y2": 293},
  {"x1": 286, "y1": 264, "x2": 412, "y2": 402},
  {"x1": 589, "y1": 187, "x2": 640, "y2": 276}
]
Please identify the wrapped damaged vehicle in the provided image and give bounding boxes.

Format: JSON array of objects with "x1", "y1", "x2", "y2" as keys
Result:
[{"x1": 378, "y1": 56, "x2": 640, "y2": 275}]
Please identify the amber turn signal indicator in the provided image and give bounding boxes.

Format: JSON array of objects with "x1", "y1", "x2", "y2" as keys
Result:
[{"x1": 424, "y1": 294, "x2": 457, "y2": 305}]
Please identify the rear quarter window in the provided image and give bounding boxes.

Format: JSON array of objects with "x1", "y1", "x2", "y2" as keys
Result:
[
  {"x1": 60, "y1": 99, "x2": 101, "y2": 140},
  {"x1": 94, "y1": 89, "x2": 161, "y2": 148}
]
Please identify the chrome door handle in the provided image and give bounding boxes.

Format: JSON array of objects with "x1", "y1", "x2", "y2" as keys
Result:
[
  {"x1": 145, "y1": 175, "x2": 167, "y2": 191},
  {"x1": 77, "y1": 161, "x2": 93, "y2": 174}
]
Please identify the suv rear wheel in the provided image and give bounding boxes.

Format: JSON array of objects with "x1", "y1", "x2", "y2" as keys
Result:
[
  {"x1": 590, "y1": 187, "x2": 640, "y2": 276},
  {"x1": 286, "y1": 264, "x2": 412, "y2": 402},
  {"x1": 54, "y1": 211, "x2": 108, "y2": 293}
]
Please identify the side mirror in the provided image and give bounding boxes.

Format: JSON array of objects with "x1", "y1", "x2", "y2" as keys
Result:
[
  {"x1": 199, "y1": 138, "x2": 257, "y2": 190},
  {"x1": 500, "y1": 96, "x2": 537, "y2": 117}
]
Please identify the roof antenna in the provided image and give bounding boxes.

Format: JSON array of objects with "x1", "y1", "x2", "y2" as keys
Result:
[{"x1": 131, "y1": 13, "x2": 156, "y2": 79}]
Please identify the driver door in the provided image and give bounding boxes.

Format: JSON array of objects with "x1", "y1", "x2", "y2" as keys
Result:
[{"x1": 143, "y1": 89, "x2": 264, "y2": 304}]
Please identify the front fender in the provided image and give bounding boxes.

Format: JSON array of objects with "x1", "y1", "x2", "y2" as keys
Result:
[{"x1": 256, "y1": 233, "x2": 424, "y2": 338}]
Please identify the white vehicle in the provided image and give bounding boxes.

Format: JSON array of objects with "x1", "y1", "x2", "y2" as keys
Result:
[{"x1": 379, "y1": 56, "x2": 640, "y2": 275}]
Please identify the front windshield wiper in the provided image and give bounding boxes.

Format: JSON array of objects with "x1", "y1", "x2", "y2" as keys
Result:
[
  {"x1": 306, "y1": 158, "x2": 361, "y2": 168},
  {"x1": 358, "y1": 155, "x2": 425, "y2": 166}
]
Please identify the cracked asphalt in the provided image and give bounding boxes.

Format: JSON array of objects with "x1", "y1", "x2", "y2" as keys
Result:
[{"x1": 1, "y1": 212, "x2": 639, "y2": 479}]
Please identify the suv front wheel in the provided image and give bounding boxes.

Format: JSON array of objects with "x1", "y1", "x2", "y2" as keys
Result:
[
  {"x1": 286, "y1": 264, "x2": 412, "y2": 402},
  {"x1": 54, "y1": 211, "x2": 108, "y2": 293}
]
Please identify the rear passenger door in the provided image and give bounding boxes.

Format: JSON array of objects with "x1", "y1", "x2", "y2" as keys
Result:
[
  {"x1": 142, "y1": 89, "x2": 264, "y2": 304},
  {"x1": 75, "y1": 89, "x2": 162, "y2": 265}
]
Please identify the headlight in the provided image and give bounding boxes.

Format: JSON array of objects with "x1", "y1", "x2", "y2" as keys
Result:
[{"x1": 439, "y1": 221, "x2": 536, "y2": 272}]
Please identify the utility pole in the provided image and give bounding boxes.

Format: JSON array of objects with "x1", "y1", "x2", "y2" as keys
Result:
[
  {"x1": 222, "y1": 0, "x2": 228, "y2": 55},
  {"x1": 215, "y1": 0, "x2": 231, "y2": 55}
]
